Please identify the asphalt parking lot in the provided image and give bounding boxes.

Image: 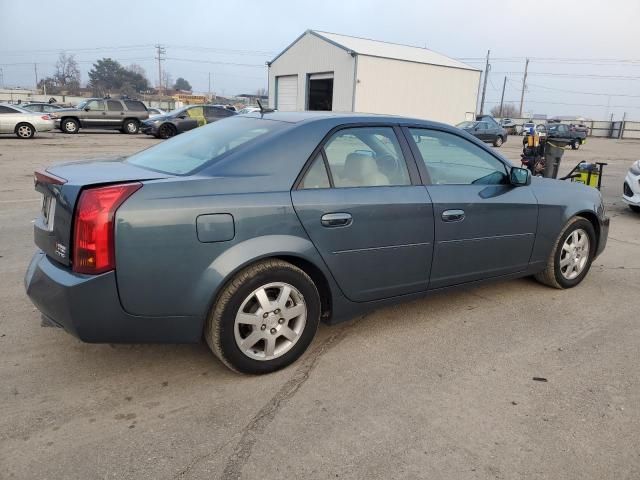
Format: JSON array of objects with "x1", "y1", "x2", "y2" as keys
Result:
[{"x1": 1, "y1": 132, "x2": 639, "y2": 479}]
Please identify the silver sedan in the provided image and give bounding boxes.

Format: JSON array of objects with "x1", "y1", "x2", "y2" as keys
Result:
[{"x1": 0, "y1": 103, "x2": 55, "y2": 138}]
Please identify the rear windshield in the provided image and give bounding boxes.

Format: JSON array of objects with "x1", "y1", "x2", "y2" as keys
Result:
[{"x1": 127, "y1": 116, "x2": 285, "y2": 175}]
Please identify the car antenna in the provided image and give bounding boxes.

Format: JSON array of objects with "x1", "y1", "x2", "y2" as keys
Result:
[{"x1": 256, "y1": 99, "x2": 274, "y2": 115}]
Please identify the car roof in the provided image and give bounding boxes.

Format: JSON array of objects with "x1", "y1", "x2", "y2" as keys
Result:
[{"x1": 240, "y1": 110, "x2": 444, "y2": 127}]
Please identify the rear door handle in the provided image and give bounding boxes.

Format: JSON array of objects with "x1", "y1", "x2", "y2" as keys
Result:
[
  {"x1": 441, "y1": 209, "x2": 465, "y2": 222},
  {"x1": 321, "y1": 213, "x2": 352, "y2": 228}
]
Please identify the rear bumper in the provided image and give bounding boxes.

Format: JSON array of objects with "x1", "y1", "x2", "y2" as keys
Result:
[{"x1": 24, "y1": 251, "x2": 202, "y2": 343}]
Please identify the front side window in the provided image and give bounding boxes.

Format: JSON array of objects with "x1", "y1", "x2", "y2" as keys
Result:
[
  {"x1": 85, "y1": 100, "x2": 105, "y2": 111},
  {"x1": 409, "y1": 128, "x2": 508, "y2": 185},
  {"x1": 322, "y1": 127, "x2": 410, "y2": 188}
]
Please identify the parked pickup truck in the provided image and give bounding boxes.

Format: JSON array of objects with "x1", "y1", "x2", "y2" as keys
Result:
[{"x1": 546, "y1": 123, "x2": 587, "y2": 150}]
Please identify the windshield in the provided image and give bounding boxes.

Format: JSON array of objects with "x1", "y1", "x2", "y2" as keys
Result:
[
  {"x1": 75, "y1": 100, "x2": 88, "y2": 109},
  {"x1": 457, "y1": 121, "x2": 477, "y2": 129},
  {"x1": 127, "y1": 116, "x2": 286, "y2": 175}
]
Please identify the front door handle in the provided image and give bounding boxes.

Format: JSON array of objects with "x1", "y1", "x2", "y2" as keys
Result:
[
  {"x1": 441, "y1": 209, "x2": 465, "y2": 222},
  {"x1": 321, "y1": 212, "x2": 352, "y2": 228}
]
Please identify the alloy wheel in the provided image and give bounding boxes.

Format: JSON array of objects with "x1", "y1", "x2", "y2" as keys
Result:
[
  {"x1": 559, "y1": 228, "x2": 590, "y2": 280},
  {"x1": 234, "y1": 282, "x2": 307, "y2": 361},
  {"x1": 17, "y1": 125, "x2": 33, "y2": 138}
]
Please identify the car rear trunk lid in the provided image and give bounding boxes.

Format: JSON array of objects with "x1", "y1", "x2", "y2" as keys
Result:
[{"x1": 33, "y1": 159, "x2": 170, "y2": 268}]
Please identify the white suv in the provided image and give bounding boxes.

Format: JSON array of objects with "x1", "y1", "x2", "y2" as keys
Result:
[{"x1": 623, "y1": 160, "x2": 640, "y2": 213}]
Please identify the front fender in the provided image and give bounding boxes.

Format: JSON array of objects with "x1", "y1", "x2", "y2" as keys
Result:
[{"x1": 530, "y1": 178, "x2": 603, "y2": 264}]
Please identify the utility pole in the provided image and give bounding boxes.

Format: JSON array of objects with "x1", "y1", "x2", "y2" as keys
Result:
[
  {"x1": 0, "y1": 67, "x2": 4, "y2": 89},
  {"x1": 208, "y1": 72, "x2": 211, "y2": 100},
  {"x1": 498, "y1": 75, "x2": 507, "y2": 117},
  {"x1": 155, "y1": 44, "x2": 166, "y2": 95},
  {"x1": 34, "y1": 63, "x2": 38, "y2": 91},
  {"x1": 479, "y1": 49, "x2": 490, "y2": 115},
  {"x1": 519, "y1": 58, "x2": 529, "y2": 117}
]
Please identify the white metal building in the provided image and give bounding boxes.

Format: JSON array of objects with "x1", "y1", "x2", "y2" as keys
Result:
[{"x1": 267, "y1": 30, "x2": 481, "y2": 125}]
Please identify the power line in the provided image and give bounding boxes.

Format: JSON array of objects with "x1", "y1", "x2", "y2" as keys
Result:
[
  {"x1": 165, "y1": 57, "x2": 265, "y2": 68},
  {"x1": 523, "y1": 81, "x2": 640, "y2": 98}
]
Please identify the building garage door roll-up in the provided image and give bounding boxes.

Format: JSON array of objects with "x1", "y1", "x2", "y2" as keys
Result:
[{"x1": 276, "y1": 75, "x2": 298, "y2": 111}]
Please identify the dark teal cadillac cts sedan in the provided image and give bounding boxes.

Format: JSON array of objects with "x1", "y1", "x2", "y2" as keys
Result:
[{"x1": 25, "y1": 112, "x2": 609, "y2": 373}]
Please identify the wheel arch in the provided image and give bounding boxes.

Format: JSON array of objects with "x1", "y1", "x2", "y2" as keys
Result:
[
  {"x1": 14, "y1": 121, "x2": 35, "y2": 133},
  {"x1": 200, "y1": 235, "x2": 337, "y2": 332},
  {"x1": 575, "y1": 210, "x2": 600, "y2": 246}
]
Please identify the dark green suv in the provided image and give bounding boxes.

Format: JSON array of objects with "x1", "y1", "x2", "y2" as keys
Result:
[{"x1": 54, "y1": 98, "x2": 149, "y2": 134}]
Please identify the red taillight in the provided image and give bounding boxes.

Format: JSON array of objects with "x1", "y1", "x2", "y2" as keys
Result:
[
  {"x1": 41, "y1": 115, "x2": 51, "y2": 120},
  {"x1": 72, "y1": 183, "x2": 141, "y2": 274}
]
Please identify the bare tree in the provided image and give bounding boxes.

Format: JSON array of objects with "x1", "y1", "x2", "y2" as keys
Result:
[
  {"x1": 54, "y1": 52, "x2": 81, "y2": 94},
  {"x1": 127, "y1": 63, "x2": 147, "y2": 79},
  {"x1": 490, "y1": 103, "x2": 519, "y2": 118},
  {"x1": 162, "y1": 71, "x2": 173, "y2": 91}
]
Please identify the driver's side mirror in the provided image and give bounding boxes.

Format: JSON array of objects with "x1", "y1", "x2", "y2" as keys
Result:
[
  {"x1": 84, "y1": 107, "x2": 90, "y2": 112},
  {"x1": 178, "y1": 114, "x2": 187, "y2": 119},
  {"x1": 510, "y1": 167, "x2": 531, "y2": 186}
]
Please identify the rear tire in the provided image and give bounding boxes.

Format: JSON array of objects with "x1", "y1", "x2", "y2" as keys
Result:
[
  {"x1": 157, "y1": 123, "x2": 176, "y2": 139},
  {"x1": 493, "y1": 136, "x2": 503, "y2": 147},
  {"x1": 534, "y1": 217, "x2": 596, "y2": 289},
  {"x1": 571, "y1": 139, "x2": 581, "y2": 150},
  {"x1": 204, "y1": 259, "x2": 321, "y2": 374},
  {"x1": 122, "y1": 119, "x2": 139, "y2": 134},
  {"x1": 15, "y1": 122, "x2": 35, "y2": 139},
  {"x1": 61, "y1": 118, "x2": 79, "y2": 134}
]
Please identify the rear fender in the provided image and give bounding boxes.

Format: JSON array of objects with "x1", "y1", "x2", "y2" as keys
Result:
[{"x1": 198, "y1": 234, "x2": 341, "y2": 320}]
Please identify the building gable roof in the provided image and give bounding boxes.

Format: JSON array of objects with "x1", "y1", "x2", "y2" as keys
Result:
[{"x1": 269, "y1": 30, "x2": 480, "y2": 72}]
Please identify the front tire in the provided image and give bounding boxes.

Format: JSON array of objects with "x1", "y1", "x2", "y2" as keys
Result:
[
  {"x1": 205, "y1": 259, "x2": 321, "y2": 374},
  {"x1": 630, "y1": 205, "x2": 640, "y2": 213},
  {"x1": 157, "y1": 123, "x2": 176, "y2": 139},
  {"x1": 493, "y1": 136, "x2": 503, "y2": 147},
  {"x1": 61, "y1": 118, "x2": 79, "y2": 134},
  {"x1": 15, "y1": 123, "x2": 35, "y2": 139},
  {"x1": 534, "y1": 217, "x2": 596, "y2": 289},
  {"x1": 571, "y1": 139, "x2": 581, "y2": 150}
]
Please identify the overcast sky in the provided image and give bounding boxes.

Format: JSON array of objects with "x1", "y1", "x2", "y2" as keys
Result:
[{"x1": 2, "y1": 0, "x2": 640, "y2": 119}]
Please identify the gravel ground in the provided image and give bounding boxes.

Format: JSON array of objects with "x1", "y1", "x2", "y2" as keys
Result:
[{"x1": 0, "y1": 131, "x2": 639, "y2": 479}]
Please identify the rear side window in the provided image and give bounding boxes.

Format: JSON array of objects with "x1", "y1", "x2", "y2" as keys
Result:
[
  {"x1": 409, "y1": 128, "x2": 508, "y2": 185},
  {"x1": 321, "y1": 127, "x2": 410, "y2": 188},
  {"x1": 107, "y1": 100, "x2": 123, "y2": 111},
  {"x1": 300, "y1": 154, "x2": 330, "y2": 189},
  {"x1": 0, "y1": 105, "x2": 18, "y2": 113},
  {"x1": 124, "y1": 100, "x2": 147, "y2": 112}
]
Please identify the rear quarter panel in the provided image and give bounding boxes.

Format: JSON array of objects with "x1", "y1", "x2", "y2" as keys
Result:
[{"x1": 114, "y1": 178, "x2": 333, "y2": 320}]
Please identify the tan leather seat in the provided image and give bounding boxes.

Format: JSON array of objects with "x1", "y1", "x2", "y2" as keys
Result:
[{"x1": 339, "y1": 153, "x2": 390, "y2": 187}]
